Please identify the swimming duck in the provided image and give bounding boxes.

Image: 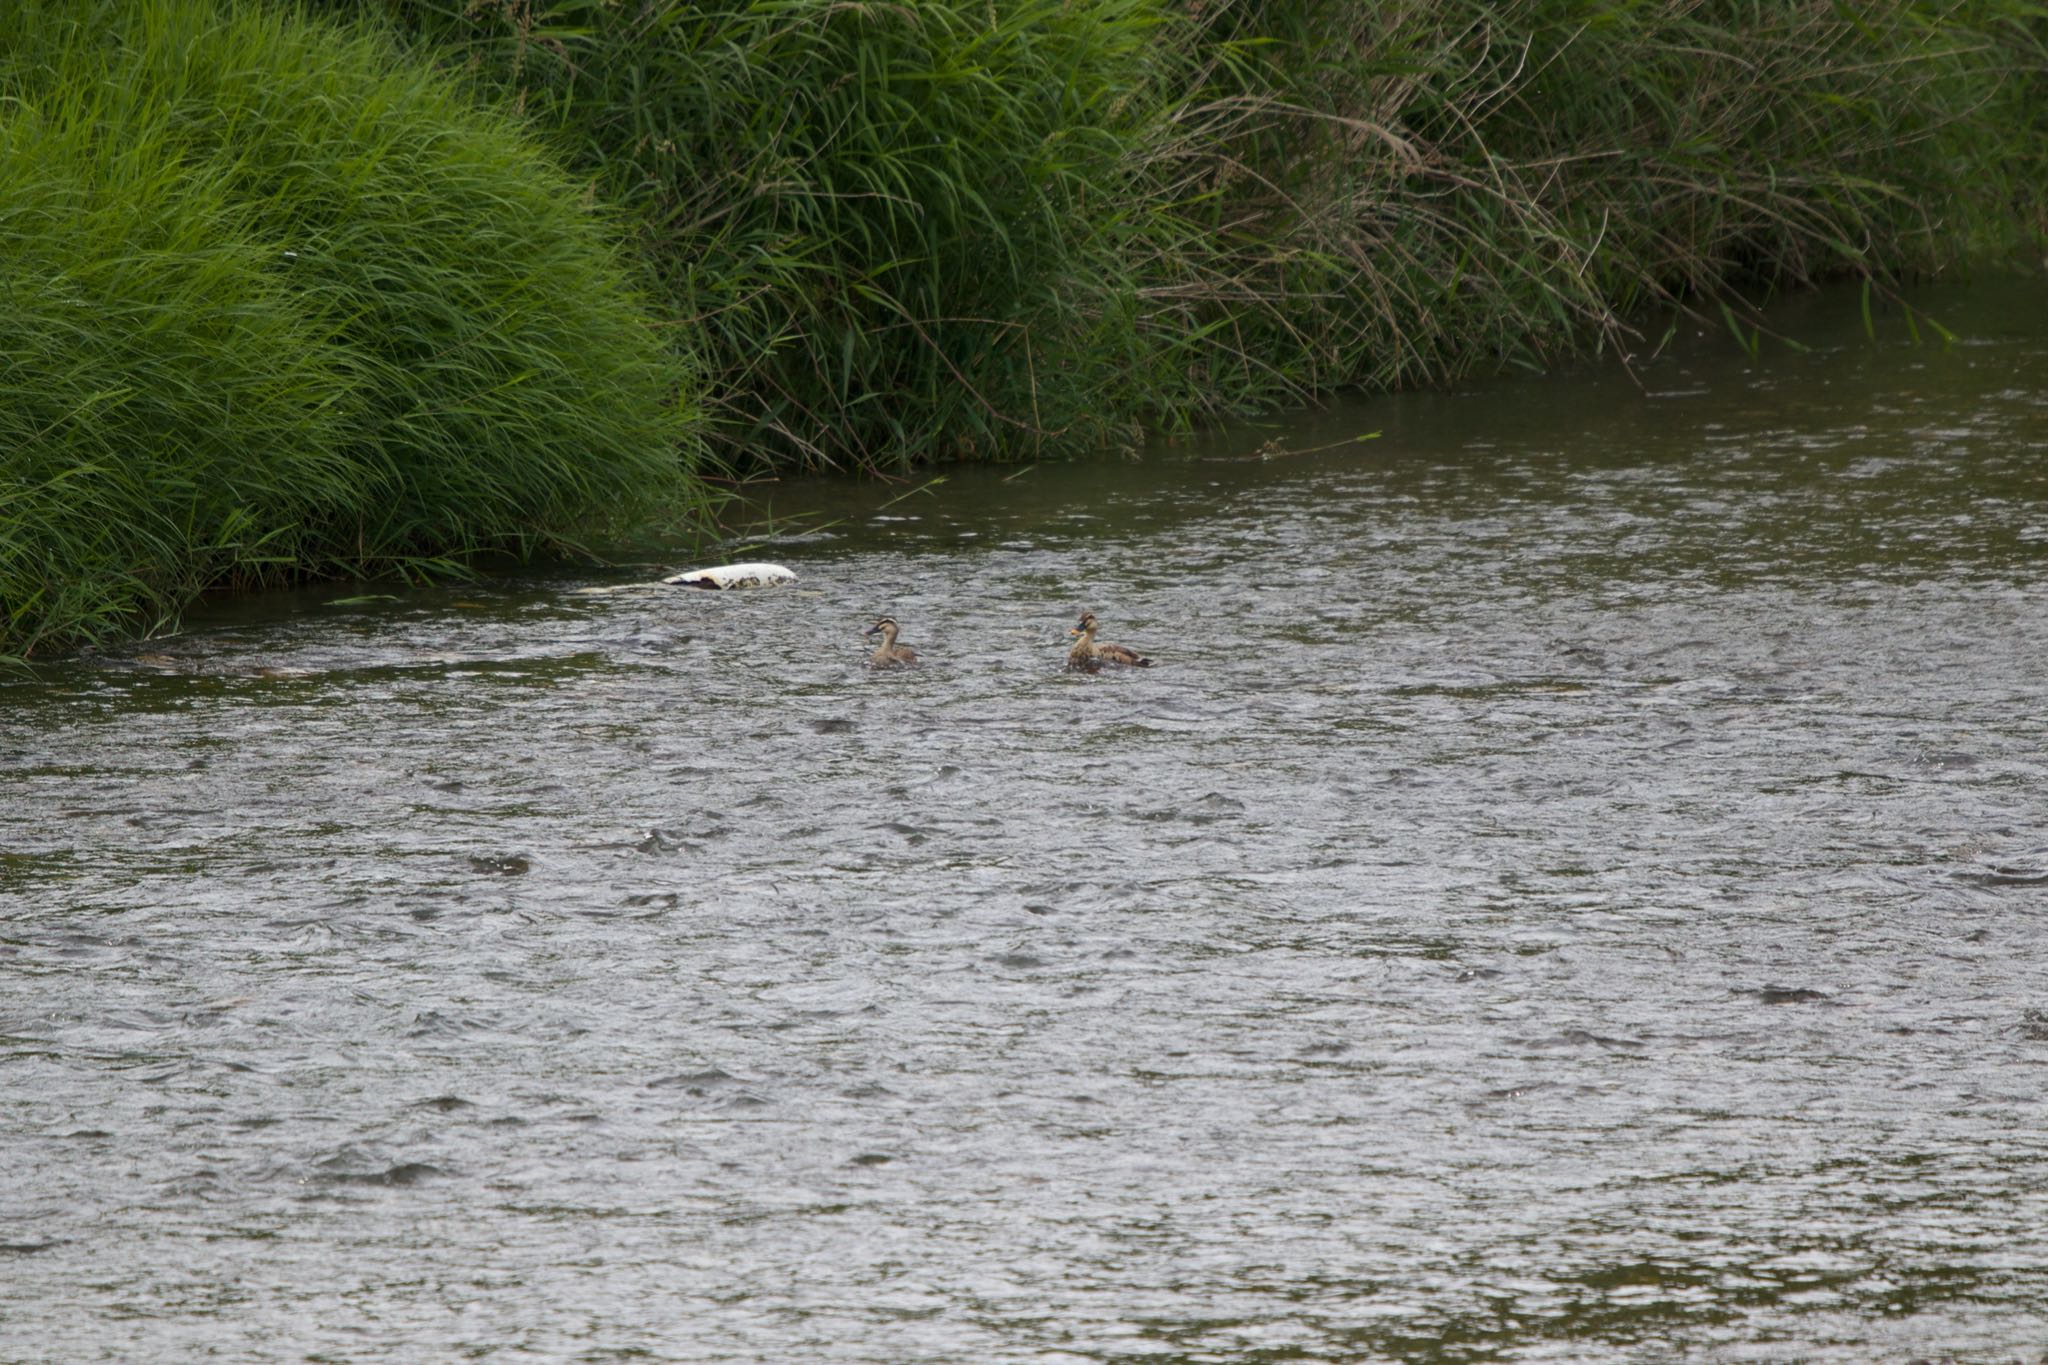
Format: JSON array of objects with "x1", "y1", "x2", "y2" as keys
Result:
[
  {"x1": 1067, "y1": 611, "x2": 1151, "y2": 670},
  {"x1": 864, "y1": 616, "x2": 920, "y2": 667}
]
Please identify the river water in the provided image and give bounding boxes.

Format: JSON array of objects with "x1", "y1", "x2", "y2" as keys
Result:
[{"x1": 4, "y1": 279, "x2": 2047, "y2": 1363}]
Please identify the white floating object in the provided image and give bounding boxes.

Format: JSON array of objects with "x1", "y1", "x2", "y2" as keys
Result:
[{"x1": 661, "y1": 562, "x2": 797, "y2": 590}]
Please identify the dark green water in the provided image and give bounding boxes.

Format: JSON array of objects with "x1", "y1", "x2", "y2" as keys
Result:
[{"x1": 4, "y1": 278, "x2": 2047, "y2": 1363}]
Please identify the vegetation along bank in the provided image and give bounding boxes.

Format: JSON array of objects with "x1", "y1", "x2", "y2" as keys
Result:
[
  {"x1": 1, "y1": 0, "x2": 702, "y2": 659},
  {"x1": 4, "y1": 0, "x2": 2043, "y2": 657}
]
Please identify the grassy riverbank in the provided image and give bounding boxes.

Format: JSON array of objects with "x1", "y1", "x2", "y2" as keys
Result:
[
  {"x1": 0, "y1": 0, "x2": 704, "y2": 659},
  {"x1": 4, "y1": 0, "x2": 2041, "y2": 656},
  {"x1": 367, "y1": 0, "x2": 2046, "y2": 472}
]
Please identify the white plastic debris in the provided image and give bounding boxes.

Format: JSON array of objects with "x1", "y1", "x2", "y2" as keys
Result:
[{"x1": 660, "y1": 562, "x2": 797, "y2": 590}]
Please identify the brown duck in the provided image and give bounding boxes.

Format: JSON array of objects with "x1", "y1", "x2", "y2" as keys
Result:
[
  {"x1": 1067, "y1": 611, "x2": 1151, "y2": 670},
  {"x1": 864, "y1": 616, "x2": 920, "y2": 667}
]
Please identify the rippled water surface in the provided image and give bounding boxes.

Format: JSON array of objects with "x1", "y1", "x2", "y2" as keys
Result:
[{"x1": 6, "y1": 282, "x2": 2048, "y2": 1364}]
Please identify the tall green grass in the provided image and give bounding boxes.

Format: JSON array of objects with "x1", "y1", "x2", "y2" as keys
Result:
[
  {"x1": 357, "y1": 0, "x2": 1184, "y2": 472},
  {"x1": 0, "y1": 0, "x2": 704, "y2": 659},
  {"x1": 358, "y1": 0, "x2": 2044, "y2": 476}
]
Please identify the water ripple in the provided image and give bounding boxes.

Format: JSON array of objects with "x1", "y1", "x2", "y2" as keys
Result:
[{"x1": 5, "y1": 281, "x2": 2048, "y2": 1362}]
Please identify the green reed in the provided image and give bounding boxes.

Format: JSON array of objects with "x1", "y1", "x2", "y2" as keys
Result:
[
  {"x1": 355, "y1": 0, "x2": 1186, "y2": 473},
  {"x1": 1145, "y1": 0, "x2": 2047, "y2": 398},
  {"x1": 355, "y1": 0, "x2": 2041, "y2": 475},
  {"x1": 0, "y1": 0, "x2": 705, "y2": 659}
]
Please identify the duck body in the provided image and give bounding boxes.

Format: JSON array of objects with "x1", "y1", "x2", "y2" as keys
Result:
[
  {"x1": 1067, "y1": 611, "x2": 1150, "y2": 670},
  {"x1": 864, "y1": 616, "x2": 920, "y2": 667}
]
